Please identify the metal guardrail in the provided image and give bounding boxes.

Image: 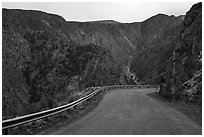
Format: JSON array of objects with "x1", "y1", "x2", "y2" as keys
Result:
[{"x1": 2, "y1": 85, "x2": 159, "y2": 132}]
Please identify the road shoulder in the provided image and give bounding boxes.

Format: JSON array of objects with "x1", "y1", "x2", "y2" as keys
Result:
[
  {"x1": 147, "y1": 92, "x2": 202, "y2": 126},
  {"x1": 37, "y1": 89, "x2": 109, "y2": 135}
]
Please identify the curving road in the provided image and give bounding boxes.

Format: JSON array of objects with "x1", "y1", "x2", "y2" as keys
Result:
[{"x1": 49, "y1": 88, "x2": 201, "y2": 135}]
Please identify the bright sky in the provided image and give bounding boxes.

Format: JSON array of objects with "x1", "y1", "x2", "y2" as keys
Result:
[{"x1": 2, "y1": 2, "x2": 196, "y2": 23}]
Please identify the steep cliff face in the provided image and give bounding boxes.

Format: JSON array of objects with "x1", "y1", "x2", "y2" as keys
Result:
[
  {"x1": 2, "y1": 9, "x2": 121, "y2": 119},
  {"x1": 159, "y1": 2, "x2": 202, "y2": 104},
  {"x1": 130, "y1": 15, "x2": 184, "y2": 83}
]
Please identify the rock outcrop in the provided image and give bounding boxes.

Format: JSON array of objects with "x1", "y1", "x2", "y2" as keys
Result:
[{"x1": 159, "y1": 2, "x2": 202, "y2": 104}]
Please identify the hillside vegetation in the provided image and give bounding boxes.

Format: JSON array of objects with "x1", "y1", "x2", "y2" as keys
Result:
[
  {"x1": 2, "y1": 9, "x2": 121, "y2": 118},
  {"x1": 2, "y1": 3, "x2": 201, "y2": 119}
]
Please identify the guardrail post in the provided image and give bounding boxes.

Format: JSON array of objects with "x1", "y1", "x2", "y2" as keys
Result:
[
  {"x1": 2, "y1": 85, "x2": 160, "y2": 131},
  {"x1": 45, "y1": 117, "x2": 49, "y2": 122}
]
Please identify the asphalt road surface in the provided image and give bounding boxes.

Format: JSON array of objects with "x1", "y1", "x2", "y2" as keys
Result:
[{"x1": 49, "y1": 88, "x2": 201, "y2": 135}]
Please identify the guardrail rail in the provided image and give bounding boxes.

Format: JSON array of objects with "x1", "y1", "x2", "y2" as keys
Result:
[{"x1": 2, "y1": 85, "x2": 159, "y2": 134}]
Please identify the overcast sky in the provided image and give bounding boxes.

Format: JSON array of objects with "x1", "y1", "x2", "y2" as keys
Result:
[{"x1": 2, "y1": 2, "x2": 195, "y2": 23}]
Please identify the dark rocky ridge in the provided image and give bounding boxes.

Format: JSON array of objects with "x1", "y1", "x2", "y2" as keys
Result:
[
  {"x1": 160, "y1": 2, "x2": 202, "y2": 104},
  {"x1": 130, "y1": 2, "x2": 202, "y2": 105},
  {"x1": 3, "y1": 4, "x2": 195, "y2": 119}
]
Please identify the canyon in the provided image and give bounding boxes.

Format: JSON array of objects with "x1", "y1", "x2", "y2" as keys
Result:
[{"x1": 2, "y1": 2, "x2": 202, "y2": 119}]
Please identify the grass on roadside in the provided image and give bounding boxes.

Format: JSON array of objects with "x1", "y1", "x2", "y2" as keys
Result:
[
  {"x1": 4, "y1": 88, "x2": 109, "y2": 135},
  {"x1": 147, "y1": 92, "x2": 202, "y2": 126}
]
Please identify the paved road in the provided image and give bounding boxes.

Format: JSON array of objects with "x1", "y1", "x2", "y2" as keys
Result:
[{"x1": 49, "y1": 88, "x2": 201, "y2": 135}]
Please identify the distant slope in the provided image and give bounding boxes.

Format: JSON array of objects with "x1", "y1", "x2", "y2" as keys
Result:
[
  {"x1": 86, "y1": 20, "x2": 121, "y2": 24},
  {"x1": 130, "y1": 21, "x2": 183, "y2": 83}
]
